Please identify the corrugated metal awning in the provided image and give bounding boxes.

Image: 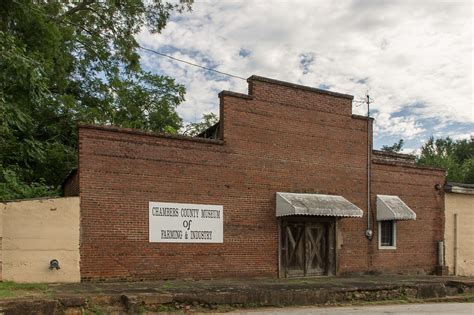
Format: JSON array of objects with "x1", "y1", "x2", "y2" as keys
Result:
[
  {"x1": 376, "y1": 195, "x2": 416, "y2": 221},
  {"x1": 276, "y1": 192, "x2": 363, "y2": 218}
]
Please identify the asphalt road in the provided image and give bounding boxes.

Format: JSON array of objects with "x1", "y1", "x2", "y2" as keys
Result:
[{"x1": 230, "y1": 303, "x2": 474, "y2": 314}]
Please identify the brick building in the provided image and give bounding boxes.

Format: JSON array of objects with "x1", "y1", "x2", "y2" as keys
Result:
[{"x1": 64, "y1": 75, "x2": 445, "y2": 281}]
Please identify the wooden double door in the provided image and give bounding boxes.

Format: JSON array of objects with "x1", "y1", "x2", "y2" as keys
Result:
[{"x1": 280, "y1": 217, "x2": 336, "y2": 277}]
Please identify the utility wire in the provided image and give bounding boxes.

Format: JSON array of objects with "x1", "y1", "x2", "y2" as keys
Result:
[
  {"x1": 140, "y1": 45, "x2": 376, "y2": 107},
  {"x1": 139, "y1": 46, "x2": 247, "y2": 81},
  {"x1": 353, "y1": 100, "x2": 365, "y2": 107}
]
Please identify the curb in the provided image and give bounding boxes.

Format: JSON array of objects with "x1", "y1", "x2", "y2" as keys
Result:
[{"x1": 0, "y1": 281, "x2": 472, "y2": 314}]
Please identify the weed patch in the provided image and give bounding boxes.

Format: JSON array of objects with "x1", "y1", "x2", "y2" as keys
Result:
[{"x1": 0, "y1": 281, "x2": 51, "y2": 298}]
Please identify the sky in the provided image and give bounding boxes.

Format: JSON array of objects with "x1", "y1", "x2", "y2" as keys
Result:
[{"x1": 138, "y1": 0, "x2": 473, "y2": 152}]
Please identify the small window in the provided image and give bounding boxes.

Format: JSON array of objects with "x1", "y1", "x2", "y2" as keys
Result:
[{"x1": 378, "y1": 220, "x2": 396, "y2": 249}]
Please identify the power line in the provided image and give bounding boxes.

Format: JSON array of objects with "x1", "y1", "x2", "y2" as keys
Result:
[
  {"x1": 139, "y1": 46, "x2": 247, "y2": 81},
  {"x1": 353, "y1": 99, "x2": 365, "y2": 107}
]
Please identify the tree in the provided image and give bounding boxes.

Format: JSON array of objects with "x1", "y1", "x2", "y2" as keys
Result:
[
  {"x1": 462, "y1": 157, "x2": 474, "y2": 183},
  {"x1": 381, "y1": 139, "x2": 404, "y2": 153},
  {"x1": 183, "y1": 113, "x2": 219, "y2": 136},
  {"x1": 0, "y1": 0, "x2": 192, "y2": 200},
  {"x1": 417, "y1": 137, "x2": 474, "y2": 183}
]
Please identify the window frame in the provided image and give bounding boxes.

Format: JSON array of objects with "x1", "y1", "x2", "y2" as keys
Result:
[{"x1": 378, "y1": 220, "x2": 397, "y2": 250}]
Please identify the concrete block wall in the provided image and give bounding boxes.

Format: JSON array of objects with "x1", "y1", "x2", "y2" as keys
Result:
[
  {"x1": 445, "y1": 192, "x2": 474, "y2": 276},
  {"x1": 0, "y1": 197, "x2": 80, "y2": 283}
]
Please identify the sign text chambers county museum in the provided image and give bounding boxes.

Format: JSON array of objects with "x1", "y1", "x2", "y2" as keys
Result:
[{"x1": 149, "y1": 202, "x2": 223, "y2": 243}]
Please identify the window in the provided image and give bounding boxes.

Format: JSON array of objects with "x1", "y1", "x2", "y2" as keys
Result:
[{"x1": 378, "y1": 220, "x2": 396, "y2": 249}]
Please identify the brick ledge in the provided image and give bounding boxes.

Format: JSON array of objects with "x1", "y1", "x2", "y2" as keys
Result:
[{"x1": 78, "y1": 123, "x2": 225, "y2": 145}]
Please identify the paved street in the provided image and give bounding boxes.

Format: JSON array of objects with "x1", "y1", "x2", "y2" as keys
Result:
[{"x1": 231, "y1": 303, "x2": 474, "y2": 314}]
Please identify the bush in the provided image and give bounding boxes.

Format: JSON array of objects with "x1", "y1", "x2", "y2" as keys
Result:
[{"x1": 0, "y1": 166, "x2": 59, "y2": 201}]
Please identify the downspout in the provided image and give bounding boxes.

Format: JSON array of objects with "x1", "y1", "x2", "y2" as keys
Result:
[
  {"x1": 365, "y1": 95, "x2": 373, "y2": 239},
  {"x1": 454, "y1": 213, "x2": 458, "y2": 275},
  {"x1": 277, "y1": 218, "x2": 281, "y2": 278}
]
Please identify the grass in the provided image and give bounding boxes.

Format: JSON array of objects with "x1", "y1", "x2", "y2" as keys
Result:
[
  {"x1": 0, "y1": 281, "x2": 51, "y2": 298},
  {"x1": 153, "y1": 304, "x2": 179, "y2": 312},
  {"x1": 82, "y1": 298, "x2": 106, "y2": 315},
  {"x1": 450, "y1": 292, "x2": 474, "y2": 302},
  {"x1": 161, "y1": 282, "x2": 174, "y2": 290}
]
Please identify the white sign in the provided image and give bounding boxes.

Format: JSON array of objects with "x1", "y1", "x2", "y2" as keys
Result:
[{"x1": 149, "y1": 202, "x2": 223, "y2": 243}]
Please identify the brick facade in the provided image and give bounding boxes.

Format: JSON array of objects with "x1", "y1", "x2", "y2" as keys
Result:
[{"x1": 76, "y1": 75, "x2": 445, "y2": 281}]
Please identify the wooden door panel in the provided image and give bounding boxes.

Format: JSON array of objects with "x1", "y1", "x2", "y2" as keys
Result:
[
  {"x1": 281, "y1": 218, "x2": 335, "y2": 277},
  {"x1": 305, "y1": 223, "x2": 327, "y2": 275},
  {"x1": 285, "y1": 224, "x2": 305, "y2": 276}
]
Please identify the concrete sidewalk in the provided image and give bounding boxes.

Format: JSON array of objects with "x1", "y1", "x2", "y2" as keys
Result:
[{"x1": 1, "y1": 275, "x2": 473, "y2": 314}]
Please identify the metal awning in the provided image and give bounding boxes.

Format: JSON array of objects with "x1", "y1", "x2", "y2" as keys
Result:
[
  {"x1": 276, "y1": 192, "x2": 363, "y2": 217},
  {"x1": 376, "y1": 195, "x2": 416, "y2": 221}
]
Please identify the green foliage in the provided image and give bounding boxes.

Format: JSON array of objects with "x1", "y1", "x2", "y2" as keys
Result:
[
  {"x1": 184, "y1": 112, "x2": 219, "y2": 136},
  {"x1": 0, "y1": 0, "x2": 192, "y2": 201},
  {"x1": 83, "y1": 298, "x2": 106, "y2": 315},
  {"x1": 417, "y1": 137, "x2": 474, "y2": 183},
  {"x1": 381, "y1": 139, "x2": 404, "y2": 153},
  {"x1": 460, "y1": 157, "x2": 474, "y2": 184},
  {"x1": 0, "y1": 166, "x2": 59, "y2": 201}
]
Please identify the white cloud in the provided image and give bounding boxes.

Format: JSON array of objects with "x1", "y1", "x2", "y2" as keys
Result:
[
  {"x1": 373, "y1": 112, "x2": 425, "y2": 139},
  {"x1": 400, "y1": 148, "x2": 421, "y2": 156},
  {"x1": 433, "y1": 131, "x2": 473, "y2": 140},
  {"x1": 450, "y1": 133, "x2": 473, "y2": 140},
  {"x1": 138, "y1": 0, "x2": 473, "y2": 140}
]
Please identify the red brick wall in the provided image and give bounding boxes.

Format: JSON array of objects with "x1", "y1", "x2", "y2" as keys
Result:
[
  {"x1": 369, "y1": 161, "x2": 445, "y2": 274},
  {"x1": 78, "y1": 76, "x2": 445, "y2": 280}
]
